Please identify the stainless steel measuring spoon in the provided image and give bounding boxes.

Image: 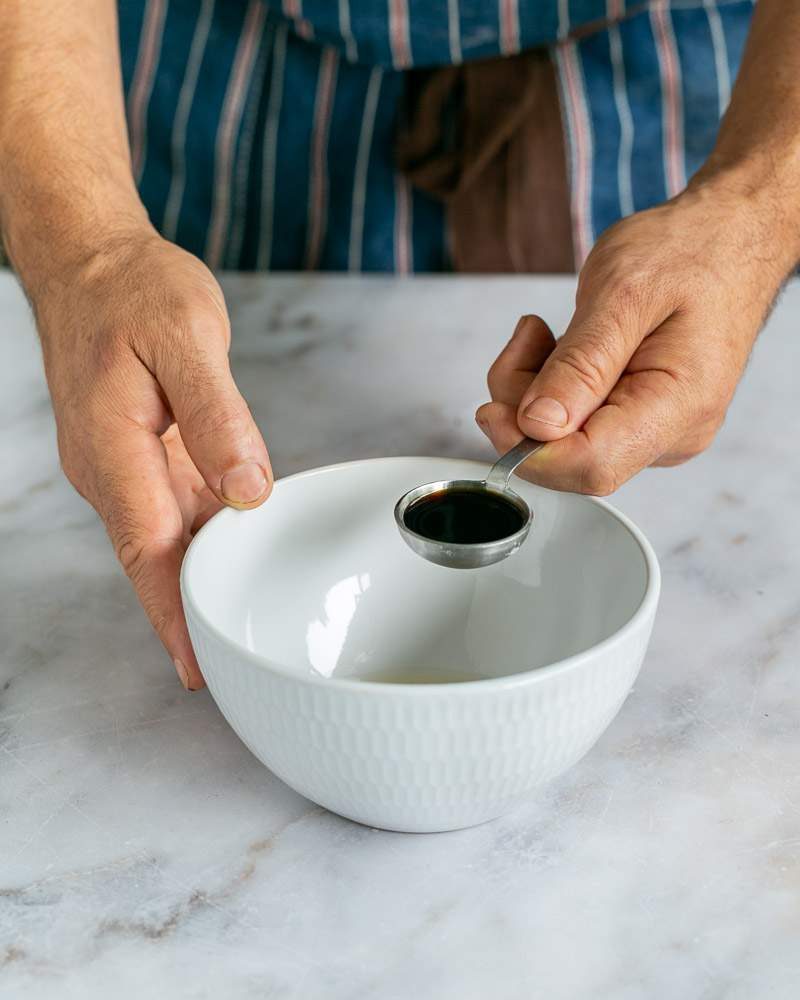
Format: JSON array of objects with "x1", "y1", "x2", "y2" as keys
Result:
[{"x1": 394, "y1": 438, "x2": 545, "y2": 569}]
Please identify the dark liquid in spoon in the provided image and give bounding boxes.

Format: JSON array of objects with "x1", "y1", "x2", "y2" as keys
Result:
[{"x1": 403, "y1": 489, "x2": 525, "y2": 545}]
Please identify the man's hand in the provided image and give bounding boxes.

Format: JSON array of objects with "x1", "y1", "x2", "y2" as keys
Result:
[
  {"x1": 476, "y1": 182, "x2": 794, "y2": 494},
  {"x1": 37, "y1": 230, "x2": 272, "y2": 689},
  {"x1": 0, "y1": 2, "x2": 272, "y2": 690}
]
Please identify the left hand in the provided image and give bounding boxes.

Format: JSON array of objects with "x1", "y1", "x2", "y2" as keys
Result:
[{"x1": 476, "y1": 182, "x2": 793, "y2": 494}]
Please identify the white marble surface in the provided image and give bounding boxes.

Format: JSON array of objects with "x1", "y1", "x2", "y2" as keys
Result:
[{"x1": 2, "y1": 271, "x2": 800, "y2": 999}]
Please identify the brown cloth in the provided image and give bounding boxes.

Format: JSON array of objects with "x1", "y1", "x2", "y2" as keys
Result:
[{"x1": 396, "y1": 49, "x2": 574, "y2": 273}]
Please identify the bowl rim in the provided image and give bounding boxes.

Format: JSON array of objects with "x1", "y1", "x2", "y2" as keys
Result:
[{"x1": 180, "y1": 456, "x2": 661, "y2": 694}]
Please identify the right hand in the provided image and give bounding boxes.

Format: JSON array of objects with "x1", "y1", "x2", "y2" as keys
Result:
[{"x1": 34, "y1": 227, "x2": 273, "y2": 690}]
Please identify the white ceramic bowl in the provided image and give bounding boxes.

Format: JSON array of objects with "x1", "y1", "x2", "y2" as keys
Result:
[{"x1": 181, "y1": 457, "x2": 659, "y2": 833}]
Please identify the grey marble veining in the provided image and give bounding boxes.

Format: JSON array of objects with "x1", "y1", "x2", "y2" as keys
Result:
[{"x1": 2, "y1": 271, "x2": 799, "y2": 999}]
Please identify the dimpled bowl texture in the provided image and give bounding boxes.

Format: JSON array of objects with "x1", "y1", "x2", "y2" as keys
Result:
[{"x1": 181, "y1": 457, "x2": 660, "y2": 833}]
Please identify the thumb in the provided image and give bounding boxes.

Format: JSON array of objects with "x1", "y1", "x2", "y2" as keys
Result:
[
  {"x1": 158, "y1": 337, "x2": 272, "y2": 509},
  {"x1": 516, "y1": 296, "x2": 654, "y2": 441}
]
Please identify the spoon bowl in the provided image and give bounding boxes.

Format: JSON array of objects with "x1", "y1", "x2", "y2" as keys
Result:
[
  {"x1": 394, "y1": 438, "x2": 544, "y2": 568},
  {"x1": 394, "y1": 478, "x2": 532, "y2": 569}
]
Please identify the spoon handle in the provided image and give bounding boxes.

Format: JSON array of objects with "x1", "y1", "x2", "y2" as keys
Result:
[{"x1": 485, "y1": 437, "x2": 545, "y2": 491}]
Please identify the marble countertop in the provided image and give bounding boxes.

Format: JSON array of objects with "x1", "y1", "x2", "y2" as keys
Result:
[{"x1": 2, "y1": 271, "x2": 800, "y2": 999}]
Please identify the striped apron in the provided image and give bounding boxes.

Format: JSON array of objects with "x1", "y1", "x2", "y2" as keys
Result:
[{"x1": 119, "y1": 0, "x2": 755, "y2": 272}]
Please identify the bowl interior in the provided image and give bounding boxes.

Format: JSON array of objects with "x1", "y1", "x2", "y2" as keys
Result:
[{"x1": 182, "y1": 458, "x2": 653, "y2": 683}]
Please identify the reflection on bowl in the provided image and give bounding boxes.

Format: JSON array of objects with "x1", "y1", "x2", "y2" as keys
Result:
[{"x1": 181, "y1": 457, "x2": 660, "y2": 833}]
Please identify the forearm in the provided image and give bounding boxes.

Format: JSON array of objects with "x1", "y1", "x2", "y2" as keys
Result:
[
  {"x1": 692, "y1": 0, "x2": 800, "y2": 270},
  {"x1": 0, "y1": 0, "x2": 149, "y2": 300}
]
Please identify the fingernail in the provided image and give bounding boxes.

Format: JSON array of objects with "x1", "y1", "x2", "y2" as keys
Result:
[
  {"x1": 524, "y1": 397, "x2": 569, "y2": 427},
  {"x1": 512, "y1": 316, "x2": 528, "y2": 338},
  {"x1": 174, "y1": 658, "x2": 190, "y2": 691},
  {"x1": 221, "y1": 462, "x2": 268, "y2": 504}
]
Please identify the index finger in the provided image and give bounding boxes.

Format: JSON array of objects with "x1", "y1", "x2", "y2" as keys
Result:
[
  {"x1": 91, "y1": 423, "x2": 205, "y2": 691},
  {"x1": 481, "y1": 320, "x2": 697, "y2": 494},
  {"x1": 515, "y1": 284, "x2": 675, "y2": 442},
  {"x1": 487, "y1": 315, "x2": 557, "y2": 405}
]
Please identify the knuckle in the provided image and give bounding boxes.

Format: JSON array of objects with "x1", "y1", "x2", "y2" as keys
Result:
[
  {"x1": 175, "y1": 292, "x2": 229, "y2": 340},
  {"x1": 670, "y1": 450, "x2": 700, "y2": 466},
  {"x1": 660, "y1": 449, "x2": 699, "y2": 466},
  {"x1": 487, "y1": 359, "x2": 505, "y2": 398},
  {"x1": 111, "y1": 527, "x2": 180, "y2": 640},
  {"x1": 117, "y1": 543, "x2": 172, "y2": 636},
  {"x1": 58, "y1": 437, "x2": 83, "y2": 489},
  {"x1": 695, "y1": 392, "x2": 727, "y2": 427},
  {"x1": 579, "y1": 457, "x2": 619, "y2": 497},
  {"x1": 100, "y1": 486, "x2": 182, "y2": 582},
  {"x1": 147, "y1": 607, "x2": 171, "y2": 640},
  {"x1": 144, "y1": 301, "x2": 228, "y2": 373},
  {"x1": 166, "y1": 298, "x2": 219, "y2": 346},
  {"x1": 81, "y1": 351, "x2": 138, "y2": 426},
  {"x1": 610, "y1": 272, "x2": 649, "y2": 315},
  {"x1": 60, "y1": 456, "x2": 84, "y2": 495},
  {"x1": 190, "y1": 294, "x2": 230, "y2": 340},
  {"x1": 700, "y1": 423, "x2": 721, "y2": 450},
  {"x1": 185, "y1": 397, "x2": 249, "y2": 445},
  {"x1": 474, "y1": 401, "x2": 492, "y2": 425},
  {"x1": 578, "y1": 265, "x2": 651, "y2": 328},
  {"x1": 653, "y1": 454, "x2": 686, "y2": 468},
  {"x1": 114, "y1": 531, "x2": 149, "y2": 578},
  {"x1": 57, "y1": 430, "x2": 96, "y2": 502},
  {"x1": 556, "y1": 340, "x2": 613, "y2": 396},
  {"x1": 688, "y1": 427, "x2": 719, "y2": 459}
]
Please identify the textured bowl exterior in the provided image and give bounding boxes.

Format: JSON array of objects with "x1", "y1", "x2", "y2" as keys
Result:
[{"x1": 186, "y1": 606, "x2": 656, "y2": 833}]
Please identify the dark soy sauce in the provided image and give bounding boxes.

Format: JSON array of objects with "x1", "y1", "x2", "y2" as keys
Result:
[{"x1": 403, "y1": 488, "x2": 525, "y2": 545}]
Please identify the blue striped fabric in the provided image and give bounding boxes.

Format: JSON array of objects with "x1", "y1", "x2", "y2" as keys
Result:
[
  {"x1": 556, "y1": 0, "x2": 755, "y2": 261},
  {"x1": 117, "y1": 0, "x2": 755, "y2": 272}
]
